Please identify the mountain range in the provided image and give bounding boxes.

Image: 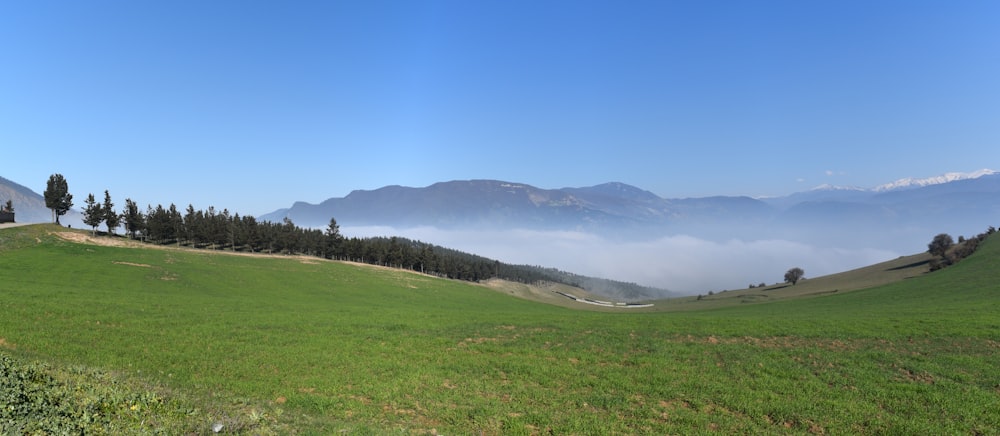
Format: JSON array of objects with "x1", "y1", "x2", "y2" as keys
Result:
[
  {"x1": 5, "y1": 170, "x2": 998, "y2": 295},
  {"x1": 4, "y1": 170, "x2": 998, "y2": 255},
  {"x1": 259, "y1": 170, "x2": 1000, "y2": 253},
  {"x1": 259, "y1": 180, "x2": 789, "y2": 233}
]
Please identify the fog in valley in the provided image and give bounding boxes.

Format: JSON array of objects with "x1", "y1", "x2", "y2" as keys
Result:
[
  {"x1": 342, "y1": 225, "x2": 905, "y2": 296},
  {"x1": 10, "y1": 171, "x2": 996, "y2": 298}
]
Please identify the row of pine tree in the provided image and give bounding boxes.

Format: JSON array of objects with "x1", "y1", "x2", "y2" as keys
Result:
[{"x1": 45, "y1": 173, "x2": 659, "y2": 297}]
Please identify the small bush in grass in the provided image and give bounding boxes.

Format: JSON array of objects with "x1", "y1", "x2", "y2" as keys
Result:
[
  {"x1": 0, "y1": 353, "x2": 280, "y2": 435},
  {"x1": 928, "y1": 227, "x2": 992, "y2": 271}
]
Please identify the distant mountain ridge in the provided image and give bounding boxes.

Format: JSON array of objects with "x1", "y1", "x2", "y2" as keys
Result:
[
  {"x1": 263, "y1": 178, "x2": 790, "y2": 232},
  {"x1": 4, "y1": 170, "x2": 998, "y2": 254},
  {"x1": 0, "y1": 176, "x2": 84, "y2": 227},
  {"x1": 810, "y1": 168, "x2": 997, "y2": 193},
  {"x1": 262, "y1": 180, "x2": 678, "y2": 232},
  {"x1": 260, "y1": 170, "x2": 1000, "y2": 253},
  {"x1": 0, "y1": 176, "x2": 50, "y2": 223},
  {"x1": 873, "y1": 169, "x2": 997, "y2": 192}
]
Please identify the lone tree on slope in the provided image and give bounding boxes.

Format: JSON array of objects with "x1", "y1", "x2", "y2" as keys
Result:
[
  {"x1": 43, "y1": 173, "x2": 74, "y2": 225},
  {"x1": 927, "y1": 233, "x2": 954, "y2": 258},
  {"x1": 784, "y1": 267, "x2": 805, "y2": 285}
]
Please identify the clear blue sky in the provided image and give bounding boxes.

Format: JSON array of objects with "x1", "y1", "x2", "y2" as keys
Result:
[{"x1": 2, "y1": 0, "x2": 998, "y2": 216}]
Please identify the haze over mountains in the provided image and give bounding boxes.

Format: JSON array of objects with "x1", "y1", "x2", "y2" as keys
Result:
[
  {"x1": 257, "y1": 170, "x2": 999, "y2": 293},
  {"x1": 4, "y1": 170, "x2": 998, "y2": 294},
  {"x1": 261, "y1": 170, "x2": 999, "y2": 247}
]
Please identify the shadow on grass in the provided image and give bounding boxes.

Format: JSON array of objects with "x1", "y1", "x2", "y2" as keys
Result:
[{"x1": 886, "y1": 259, "x2": 930, "y2": 271}]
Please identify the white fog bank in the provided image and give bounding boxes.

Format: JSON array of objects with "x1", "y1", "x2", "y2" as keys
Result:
[{"x1": 341, "y1": 226, "x2": 901, "y2": 296}]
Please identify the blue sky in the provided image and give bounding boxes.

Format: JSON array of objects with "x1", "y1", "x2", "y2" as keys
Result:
[{"x1": 2, "y1": 1, "x2": 998, "y2": 217}]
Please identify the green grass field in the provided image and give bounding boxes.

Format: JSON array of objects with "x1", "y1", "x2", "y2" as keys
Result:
[
  {"x1": 654, "y1": 250, "x2": 937, "y2": 310},
  {"x1": 2, "y1": 224, "x2": 998, "y2": 434}
]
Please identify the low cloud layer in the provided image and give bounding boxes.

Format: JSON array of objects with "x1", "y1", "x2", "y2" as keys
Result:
[{"x1": 341, "y1": 226, "x2": 900, "y2": 296}]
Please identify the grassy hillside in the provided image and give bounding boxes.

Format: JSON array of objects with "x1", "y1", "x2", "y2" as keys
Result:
[
  {"x1": 656, "y1": 250, "x2": 937, "y2": 311},
  {"x1": 2, "y1": 224, "x2": 998, "y2": 434}
]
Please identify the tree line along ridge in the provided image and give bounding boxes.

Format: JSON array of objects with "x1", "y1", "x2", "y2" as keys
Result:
[{"x1": 40, "y1": 174, "x2": 660, "y2": 300}]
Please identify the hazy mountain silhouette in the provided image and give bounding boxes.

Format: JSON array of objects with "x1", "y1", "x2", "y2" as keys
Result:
[
  {"x1": 5, "y1": 172, "x2": 997, "y2": 256},
  {"x1": 261, "y1": 174, "x2": 1000, "y2": 253},
  {"x1": 0, "y1": 176, "x2": 84, "y2": 227}
]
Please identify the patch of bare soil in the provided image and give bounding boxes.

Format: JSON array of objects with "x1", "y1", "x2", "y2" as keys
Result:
[
  {"x1": 113, "y1": 261, "x2": 152, "y2": 268},
  {"x1": 52, "y1": 231, "x2": 144, "y2": 248},
  {"x1": 668, "y1": 335, "x2": 862, "y2": 351}
]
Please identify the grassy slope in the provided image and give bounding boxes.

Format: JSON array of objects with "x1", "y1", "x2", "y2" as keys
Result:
[
  {"x1": 478, "y1": 278, "x2": 633, "y2": 310},
  {"x1": 2, "y1": 224, "x2": 998, "y2": 434},
  {"x1": 653, "y1": 250, "x2": 937, "y2": 311}
]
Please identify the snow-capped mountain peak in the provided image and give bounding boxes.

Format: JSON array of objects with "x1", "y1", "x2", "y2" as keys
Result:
[
  {"x1": 810, "y1": 183, "x2": 866, "y2": 192},
  {"x1": 872, "y1": 169, "x2": 997, "y2": 192}
]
